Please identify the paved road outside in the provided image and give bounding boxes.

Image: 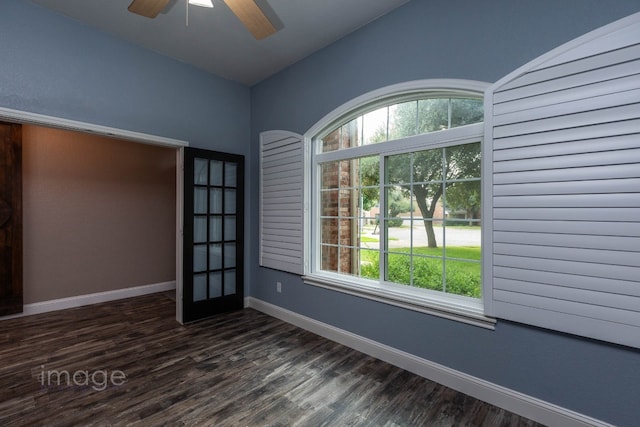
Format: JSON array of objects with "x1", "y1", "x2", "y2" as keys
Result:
[{"x1": 361, "y1": 222, "x2": 480, "y2": 249}]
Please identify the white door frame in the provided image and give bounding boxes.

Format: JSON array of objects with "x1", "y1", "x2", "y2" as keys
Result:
[
  {"x1": 0, "y1": 106, "x2": 189, "y2": 324},
  {"x1": 175, "y1": 147, "x2": 185, "y2": 324}
]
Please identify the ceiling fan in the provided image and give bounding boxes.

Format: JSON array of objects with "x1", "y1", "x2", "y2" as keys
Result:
[{"x1": 127, "y1": 0, "x2": 277, "y2": 40}]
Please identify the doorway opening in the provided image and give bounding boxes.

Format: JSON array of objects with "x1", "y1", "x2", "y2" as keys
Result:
[{"x1": 0, "y1": 107, "x2": 187, "y2": 322}]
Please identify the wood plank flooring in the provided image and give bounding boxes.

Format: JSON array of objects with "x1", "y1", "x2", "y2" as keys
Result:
[{"x1": 0, "y1": 293, "x2": 544, "y2": 426}]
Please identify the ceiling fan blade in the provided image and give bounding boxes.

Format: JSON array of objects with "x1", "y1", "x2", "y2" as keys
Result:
[
  {"x1": 224, "y1": 0, "x2": 277, "y2": 40},
  {"x1": 128, "y1": 0, "x2": 171, "y2": 18}
]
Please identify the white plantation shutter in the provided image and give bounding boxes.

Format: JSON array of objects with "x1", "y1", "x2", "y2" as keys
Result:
[
  {"x1": 484, "y1": 12, "x2": 640, "y2": 348},
  {"x1": 260, "y1": 130, "x2": 304, "y2": 274}
]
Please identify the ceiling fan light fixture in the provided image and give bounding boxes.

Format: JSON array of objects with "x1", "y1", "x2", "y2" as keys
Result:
[{"x1": 188, "y1": 0, "x2": 214, "y2": 7}]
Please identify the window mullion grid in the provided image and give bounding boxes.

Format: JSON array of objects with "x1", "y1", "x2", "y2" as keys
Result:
[
  {"x1": 441, "y1": 148, "x2": 447, "y2": 294},
  {"x1": 358, "y1": 158, "x2": 364, "y2": 278},
  {"x1": 312, "y1": 157, "x2": 321, "y2": 275},
  {"x1": 313, "y1": 94, "x2": 483, "y2": 295},
  {"x1": 409, "y1": 153, "x2": 415, "y2": 287},
  {"x1": 379, "y1": 154, "x2": 386, "y2": 283},
  {"x1": 386, "y1": 106, "x2": 390, "y2": 142},
  {"x1": 414, "y1": 100, "x2": 419, "y2": 136},
  {"x1": 337, "y1": 160, "x2": 342, "y2": 275}
]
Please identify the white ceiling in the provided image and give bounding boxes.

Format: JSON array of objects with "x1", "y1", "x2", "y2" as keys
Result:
[{"x1": 29, "y1": 0, "x2": 410, "y2": 86}]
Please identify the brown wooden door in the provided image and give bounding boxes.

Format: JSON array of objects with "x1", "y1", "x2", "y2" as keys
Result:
[{"x1": 0, "y1": 122, "x2": 22, "y2": 316}]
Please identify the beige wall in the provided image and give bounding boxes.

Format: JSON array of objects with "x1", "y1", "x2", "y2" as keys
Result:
[{"x1": 22, "y1": 125, "x2": 176, "y2": 304}]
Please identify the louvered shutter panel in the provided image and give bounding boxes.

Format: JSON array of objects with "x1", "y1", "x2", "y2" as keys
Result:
[
  {"x1": 260, "y1": 131, "x2": 304, "y2": 274},
  {"x1": 485, "y1": 12, "x2": 640, "y2": 349}
]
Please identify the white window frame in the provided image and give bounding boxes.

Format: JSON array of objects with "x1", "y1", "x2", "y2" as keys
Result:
[{"x1": 302, "y1": 79, "x2": 496, "y2": 329}]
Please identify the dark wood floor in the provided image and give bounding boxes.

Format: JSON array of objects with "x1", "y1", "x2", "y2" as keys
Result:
[{"x1": 0, "y1": 293, "x2": 544, "y2": 426}]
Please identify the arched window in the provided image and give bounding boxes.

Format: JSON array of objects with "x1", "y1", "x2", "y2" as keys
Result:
[
  {"x1": 262, "y1": 13, "x2": 640, "y2": 348},
  {"x1": 303, "y1": 80, "x2": 492, "y2": 326}
]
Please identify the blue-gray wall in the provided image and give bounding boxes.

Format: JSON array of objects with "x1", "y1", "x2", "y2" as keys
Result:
[
  {"x1": 1, "y1": 0, "x2": 251, "y2": 293},
  {"x1": 2, "y1": 0, "x2": 640, "y2": 424},
  {"x1": 0, "y1": 0, "x2": 249, "y2": 152},
  {"x1": 250, "y1": 1, "x2": 640, "y2": 425}
]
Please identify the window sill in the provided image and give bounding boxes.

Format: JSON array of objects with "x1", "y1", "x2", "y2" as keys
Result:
[{"x1": 303, "y1": 273, "x2": 496, "y2": 330}]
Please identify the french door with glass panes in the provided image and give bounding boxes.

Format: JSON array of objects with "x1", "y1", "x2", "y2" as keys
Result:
[{"x1": 182, "y1": 148, "x2": 244, "y2": 323}]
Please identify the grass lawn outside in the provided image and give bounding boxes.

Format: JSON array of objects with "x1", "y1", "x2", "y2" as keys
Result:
[
  {"x1": 360, "y1": 236, "x2": 399, "y2": 243},
  {"x1": 360, "y1": 246, "x2": 481, "y2": 298},
  {"x1": 360, "y1": 236, "x2": 379, "y2": 243}
]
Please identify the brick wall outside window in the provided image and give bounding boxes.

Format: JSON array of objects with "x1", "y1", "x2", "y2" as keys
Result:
[{"x1": 320, "y1": 127, "x2": 359, "y2": 274}]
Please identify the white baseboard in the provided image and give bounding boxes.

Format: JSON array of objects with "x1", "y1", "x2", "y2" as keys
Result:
[
  {"x1": 1, "y1": 281, "x2": 176, "y2": 320},
  {"x1": 247, "y1": 297, "x2": 612, "y2": 427}
]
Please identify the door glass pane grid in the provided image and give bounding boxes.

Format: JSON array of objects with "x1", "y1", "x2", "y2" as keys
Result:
[
  {"x1": 192, "y1": 158, "x2": 211, "y2": 302},
  {"x1": 210, "y1": 216, "x2": 222, "y2": 241},
  {"x1": 210, "y1": 188, "x2": 223, "y2": 214},
  {"x1": 225, "y1": 162, "x2": 237, "y2": 188},
  {"x1": 209, "y1": 271, "x2": 222, "y2": 298},
  {"x1": 193, "y1": 273, "x2": 207, "y2": 302},
  {"x1": 193, "y1": 244, "x2": 207, "y2": 272},
  {"x1": 224, "y1": 270, "x2": 236, "y2": 295},
  {"x1": 222, "y1": 161, "x2": 237, "y2": 296},
  {"x1": 194, "y1": 158, "x2": 208, "y2": 185},
  {"x1": 192, "y1": 157, "x2": 239, "y2": 303},
  {"x1": 193, "y1": 156, "x2": 211, "y2": 302},
  {"x1": 186, "y1": 150, "x2": 244, "y2": 323},
  {"x1": 210, "y1": 160, "x2": 223, "y2": 186},
  {"x1": 193, "y1": 158, "x2": 209, "y2": 301}
]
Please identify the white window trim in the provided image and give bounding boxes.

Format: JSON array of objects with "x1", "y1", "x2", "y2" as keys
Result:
[{"x1": 302, "y1": 79, "x2": 496, "y2": 329}]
